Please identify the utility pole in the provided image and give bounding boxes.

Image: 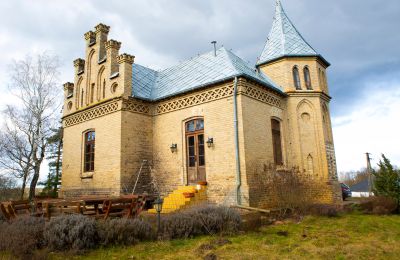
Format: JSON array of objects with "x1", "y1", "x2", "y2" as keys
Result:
[{"x1": 366, "y1": 153, "x2": 373, "y2": 194}]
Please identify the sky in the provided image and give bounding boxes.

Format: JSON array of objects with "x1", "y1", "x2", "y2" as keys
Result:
[{"x1": 0, "y1": 0, "x2": 399, "y2": 175}]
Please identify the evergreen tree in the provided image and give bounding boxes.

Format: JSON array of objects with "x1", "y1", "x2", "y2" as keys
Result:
[
  {"x1": 373, "y1": 154, "x2": 400, "y2": 209},
  {"x1": 40, "y1": 127, "x2": 63, "y2": 197}
]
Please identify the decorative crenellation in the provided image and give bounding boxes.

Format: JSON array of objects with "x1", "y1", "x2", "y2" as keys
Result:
[
  {"x1": 325, "y1": 142, "x2": 338, "y2": 180},
  {"x1": 155, "y1": 84, "x2": 234, "y2": 115},
  {"x1": 105, "y1": 39, "x2": 121, "y2": 50},
  {"x1": 64, "y1": 101, "x2": 119, "y2": 127},
  {"x1": 117, "y1": 53, "x2": 135, "y2": 64},
  {"x1": 73, "y1": 58, "x2": 85, "y2": 74},
  {"x1": 122, "y1": 99, "x2": 150, "y2": 114},
  {"x1": 94, "y1": 23, "x2": 110, "y2": 34},
  {"x1": 241, "y1": 84, "x2": 282, "y2": 108},
  {"x1": 84, "y1": 31, "x2": 96, "y2": 46}
]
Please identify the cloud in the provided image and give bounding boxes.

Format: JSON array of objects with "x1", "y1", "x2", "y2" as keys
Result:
[
  {"x1": 333, "y1": 79, "x2": 400, "y2": 172},
  {"x1": 0, "y1": 0, "x2": 399, "y2": 173}
]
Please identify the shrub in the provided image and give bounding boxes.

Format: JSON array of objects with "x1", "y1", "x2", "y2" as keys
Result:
[
  {"x1": 192, "y1": 205, "x2": 241, "y2": 235},
  {"x1": 0, "y1": 216, "x2": 45, "y2": 257},
  {"x1": 0, "y1": 212, "x2": 6, "y2": 223},
  {"x1": 360, "y1": 196, "x2": 398, "y2": 215},
  {"x1": 97, "y1": 218, "x2": 154, "y2": 246},
  {"x1": 44, "y1": 214, "x2": 98, "y2": 251},
  {"x1": 307, "y1": 204, "x2": 340, "y2": 217},
  {"x1": 161, "y1": 211, "x2": 200, "y2": 239},
  {"x1": 161, "y1": 205, "x2": 241, "y2": 239}
]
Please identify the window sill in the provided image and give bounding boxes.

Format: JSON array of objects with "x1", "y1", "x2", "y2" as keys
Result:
[{"x1": 81, "y1": 172, "x2": 94, "y2": 179}]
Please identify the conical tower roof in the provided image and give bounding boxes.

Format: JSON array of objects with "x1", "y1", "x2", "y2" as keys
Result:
[{"x1": 257, "y1": 0, "x2": 329, "y2": 66}]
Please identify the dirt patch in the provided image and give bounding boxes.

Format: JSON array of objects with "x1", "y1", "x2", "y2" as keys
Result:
[{"x1": 203, "y1": 253, "x2": 217, "y2": 260}]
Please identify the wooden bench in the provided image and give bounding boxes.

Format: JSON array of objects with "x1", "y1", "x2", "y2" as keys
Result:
[
  {"x1": 42, "y1": 200, "x2": 83, "y2": 220},
  {"x1": 99, "y1": 195, "x2": 146, "y2": 220}
]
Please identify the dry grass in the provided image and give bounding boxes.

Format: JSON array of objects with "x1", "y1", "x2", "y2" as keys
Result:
[{"x1": 43, "y1": 213, "x2": 400, "y2": 260}]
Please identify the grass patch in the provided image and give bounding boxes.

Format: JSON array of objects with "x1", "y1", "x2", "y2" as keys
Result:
[{"x1": 4, "y1": 213, "x2": 400, "y2": 259}]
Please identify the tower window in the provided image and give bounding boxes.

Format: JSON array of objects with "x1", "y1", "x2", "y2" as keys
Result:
[
  {"x1": 292, "y1": 66, "x2": 301, "y2": 90},
  {"x1": 304, "y1": 67, "x2": 312, "y2": 90},
  {"x1": 84, "y1": 131, "x2": 95, "y2": 172},
  {"x1": 271, "y1": 119, "x2": 283, "y2": 165}
]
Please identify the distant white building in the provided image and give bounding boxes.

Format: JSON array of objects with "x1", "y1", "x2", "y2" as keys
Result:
[{"x1": 350, "y1": 179, "x2": 373, "y2": 197}]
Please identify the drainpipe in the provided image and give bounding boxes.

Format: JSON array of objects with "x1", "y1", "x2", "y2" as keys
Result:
[{"x1": 233, "y1": 77, "x2": 241, "y2": 205}]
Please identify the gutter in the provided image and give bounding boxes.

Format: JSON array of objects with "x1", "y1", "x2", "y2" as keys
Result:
[{"x1": 233, "y1": 77, "x2": 241, "y2": 205}]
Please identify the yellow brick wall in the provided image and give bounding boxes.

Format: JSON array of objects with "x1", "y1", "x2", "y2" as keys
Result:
[
  {"x1": 151, "y1": 81, "x2": 240, "y2": 204},
  {"x1": 60, "y1": 109, "x2": 122, "y2": 197},
  {"x1": 61, "y1": 24, "x2": 341, "y2": 205}
]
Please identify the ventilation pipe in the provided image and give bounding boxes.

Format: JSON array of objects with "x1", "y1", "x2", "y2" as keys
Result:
[
  {"x1": 233, "y1": 77, "x2": 241, "y2": 205},
  {"x1": 211, "y1": 41, "x2": 217, "y2": 56}
]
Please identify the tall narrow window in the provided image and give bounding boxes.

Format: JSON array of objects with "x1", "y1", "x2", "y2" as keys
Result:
[
  {"x1": 81, "y1": 90, "x2": 84, "y2": 107},
  {"x1": 304, "y1": 67, "x2": 312, "y2": 90},
  {"x1": 293, "y1": 66, "x2": 301, "y2": 90},
  {"x1": 102, "y1": 79, "x2": 106, "y2": 99},
  {"x1": 84, "y1": 131, "x2": 95, "y2": 172},
  {"x1": 90, "y1": 83, "x2": 95, "y2": 103},
  {"x1": 271, "y1": 119, "x2": 283, "y2": 165}
]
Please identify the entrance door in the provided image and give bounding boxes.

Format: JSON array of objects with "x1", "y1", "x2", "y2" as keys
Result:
[{"x1": 186, "y1": 118, "x2": 206, "y2": 184}]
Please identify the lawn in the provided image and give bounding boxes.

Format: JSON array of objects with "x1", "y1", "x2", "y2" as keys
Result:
[{"x1": 48, "y1": 213, "x2": 400, "y2": 260}]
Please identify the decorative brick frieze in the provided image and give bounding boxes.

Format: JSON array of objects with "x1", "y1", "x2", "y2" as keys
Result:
[
  {"x1": 64, "y1": 100, "x2": 119, "y2": 127},
  {"x1": 155, "y1": 84, "x2": 234, "y2": 115}
]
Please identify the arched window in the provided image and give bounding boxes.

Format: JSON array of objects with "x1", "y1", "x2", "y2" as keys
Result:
[
  {"x1": 271, "y1": 119, "x2": 283, "y2": 165},
  {"x1": 303, "y1": 67, "x2": 312, "y2": 90},
  {"x1": 292, "y1": 66, "x2": 301, "y2": 90},
  {"x1": 84, "y1": 131, "x2": 95, "y2": 172}
]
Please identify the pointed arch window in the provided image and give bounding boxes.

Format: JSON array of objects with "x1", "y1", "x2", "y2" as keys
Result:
[
  {"x1": 304, "y1": 67, "x2": 312, "y2": 90},
  {"x1": 271, "y1": 119, "x2": 283, "y2": 165},
  {"x1": 293, "y1": 66, "x2": 301, "y2": 90}
]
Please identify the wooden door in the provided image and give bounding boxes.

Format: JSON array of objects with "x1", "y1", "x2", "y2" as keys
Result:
[{"x1": 186, "y1": 119, "x2": 206, "y2": 184}]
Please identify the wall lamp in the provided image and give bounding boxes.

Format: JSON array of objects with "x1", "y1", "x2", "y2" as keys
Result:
[
  {"x1": 170, "y1": 143, "x2": 177, "y2": 153},
  {"x1": 206, "y1": 137, "x2": 214, "y2": 148}
]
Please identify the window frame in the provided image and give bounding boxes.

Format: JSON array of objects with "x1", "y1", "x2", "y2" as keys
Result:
[
  {"x1": 83, "y1": 130, "x2": 95, "y2": 173},
  {"x1": 271, "y1": 118, "x2": 283, "y2": 165},
  {"x1": 292, "y1": 66, "x2": 302, "y2": 90},
  {"x1": 303, "y1": 66, "x2": 312, "y2": 90}
]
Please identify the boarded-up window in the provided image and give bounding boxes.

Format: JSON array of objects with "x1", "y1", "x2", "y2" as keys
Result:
[
  {"x1": 271, "y1": 119, "x2": 283, "y2": 165},
  {"x1": 84, "y1": 131, "x2": 95, "y2": 172}
]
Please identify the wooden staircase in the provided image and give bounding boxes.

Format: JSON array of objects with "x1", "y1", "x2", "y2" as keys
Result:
[{"x1": 148, "y1": 185, "x2": 207, "y2": 214}]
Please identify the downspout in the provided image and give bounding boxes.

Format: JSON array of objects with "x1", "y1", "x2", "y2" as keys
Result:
[{"x1": 233, "y1": 77, "x2": 241, "y2": 205}]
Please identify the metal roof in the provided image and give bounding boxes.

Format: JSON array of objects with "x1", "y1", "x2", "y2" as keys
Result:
[
  {"x1": 257, "y1": 0, "x2": 326, "y2": 66},
  {"x1": 350, "y1": 179, "x2": 371, "y2": 192},
  {"x1": 132, "y1": 47, "x2": 283, "y2": 101}
]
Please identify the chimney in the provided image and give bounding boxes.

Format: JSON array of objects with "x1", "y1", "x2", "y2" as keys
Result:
[
  {"x1": 73, "y1": 58, "x2": 85, "y2": 75},
  {"x1": 105, "y1": 39, "x2": 121, "y2": 76},
  {"x1": 117, "y1": 53, "x2": 135, "y2": 97},
  {"x1": 94, "y1": 23, "x2": 110, "y2": 61}
]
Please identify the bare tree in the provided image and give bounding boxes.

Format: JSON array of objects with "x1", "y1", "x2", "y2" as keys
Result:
[
  {"x1": 0, "y1": 119, "x2": 33, "y2": 199},
  {"x1": 1, "y1": 52, "x2": 61, "y2": 200}
]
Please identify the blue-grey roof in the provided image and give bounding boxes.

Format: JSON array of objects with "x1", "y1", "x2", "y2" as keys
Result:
[
  {"x1": 132, "y1": 47, "x2": 283, "y2": 101},
  {"x1": 350, "y1": 179, "x2": 371, "y2": 192},
  {"x1": 257, "y1": 0, "x2": 326, "y2": 66}
]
